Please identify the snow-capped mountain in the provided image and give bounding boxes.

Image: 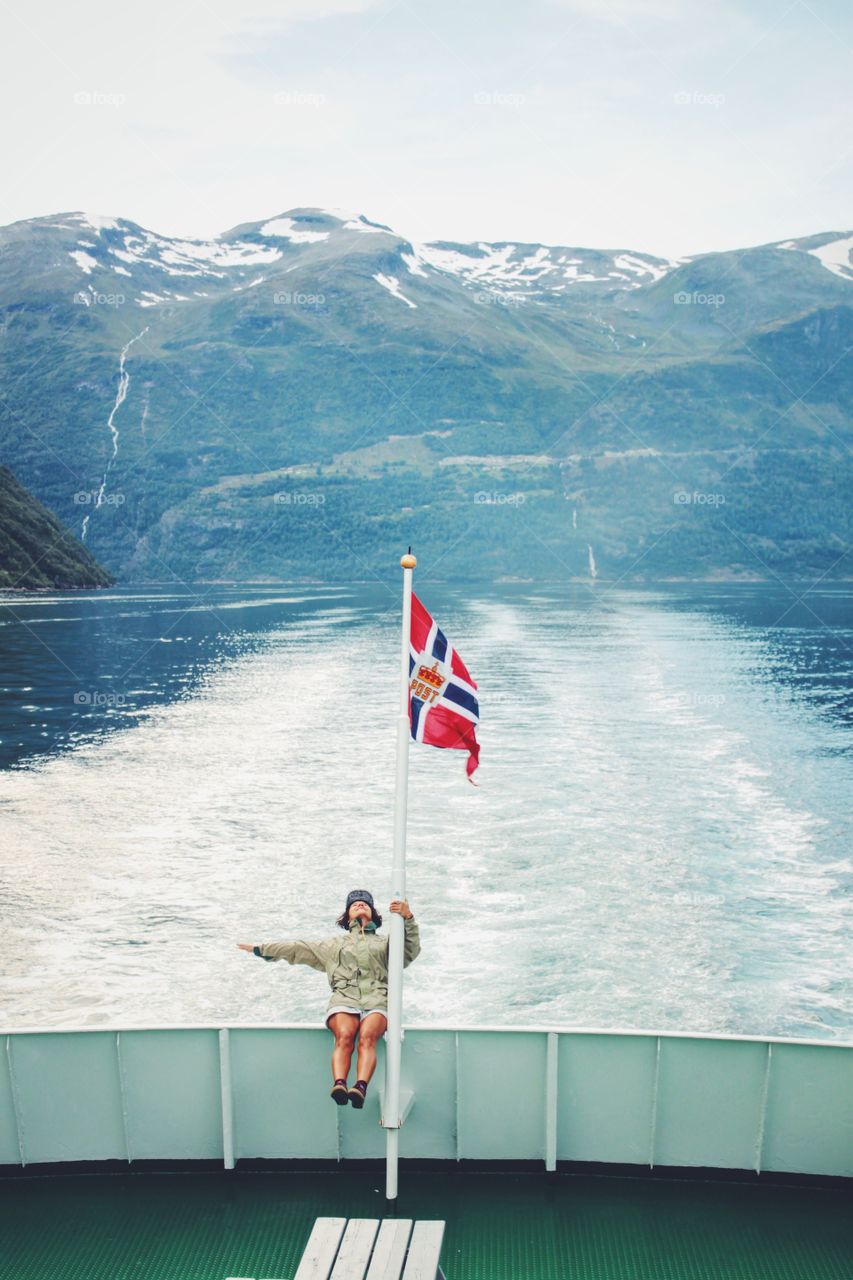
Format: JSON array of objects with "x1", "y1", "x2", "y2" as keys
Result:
[
  {"x1": 1, "y1": 207, "x2": 851, "y2": 584},
  {"x1": 25, "y1": 207, "x2": 853, "y2": 311},
  {"x1": 47, "y1": 206, "x2": 684, "y2": 294}
]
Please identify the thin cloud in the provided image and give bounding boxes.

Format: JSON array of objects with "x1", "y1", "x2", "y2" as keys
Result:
[{"x1": 0, "y1": 0, "x2": 849, "y2": 257}]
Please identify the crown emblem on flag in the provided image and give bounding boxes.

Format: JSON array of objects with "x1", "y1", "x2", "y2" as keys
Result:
[
  {"x1": 417, "y1": 660, "x2": 445, "y2": 690},
  {"x1": 410, "y1": 657, "x2": 446, "y2": 704}
]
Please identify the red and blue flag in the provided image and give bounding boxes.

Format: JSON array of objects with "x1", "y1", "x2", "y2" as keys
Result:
[{"x1": 409, "y1": 593, "x2": 480, "y2": 779}]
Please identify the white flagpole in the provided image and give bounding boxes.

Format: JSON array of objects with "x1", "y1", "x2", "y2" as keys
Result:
[{"x1": 385, "y1": 549, "x2": 415, "y2": 1202}]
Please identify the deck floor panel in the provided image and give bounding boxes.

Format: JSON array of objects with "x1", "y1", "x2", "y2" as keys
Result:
[{"x1": 0, "y1": 1170, "x2": 850, "y2": 1280}]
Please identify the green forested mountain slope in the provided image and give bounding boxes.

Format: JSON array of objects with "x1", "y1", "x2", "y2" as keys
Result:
[{"x1": 0, "y1": 465, "x2": 114, "y2": 589}]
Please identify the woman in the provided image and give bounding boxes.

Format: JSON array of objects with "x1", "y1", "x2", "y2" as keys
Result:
[{"x1": 237, "y1": 889, "x2": 419, "y2": 1108}]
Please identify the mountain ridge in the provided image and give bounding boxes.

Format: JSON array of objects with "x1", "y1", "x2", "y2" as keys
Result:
[{"x1": 0, "y1": 208, "x2": 850, "y2": 583}]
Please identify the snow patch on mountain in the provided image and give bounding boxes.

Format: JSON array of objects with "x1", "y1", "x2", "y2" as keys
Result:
[
  {"x1": 106, "y1": 231, "x2": 281, "y2": 281},
  {"x1": 259, "y1": 217, "x2": 329, "y2": 243},
  {"x1": 401, "y1": 252, "x2": 428, "y2": 277},
  {"x1": 343, "y1": 218, "x2": 385, "y2": 234},
  {"x1": 71, "y1": 213, "x2": 120, "y2": 233},
  {"x1": 414, "y1": 241, "x2": 567, "y2": 286},
  {"x1": 613, "y1": 253, "x2": 674, "y2": 282},
  {"x1": 232, "y1": 275, "x2": 267, "y2": 291},
  {"x1": 319, "y1": 207, "x2": 361, "y2": 223},
  {"x1": 562, "y1": 264, "x2": 602, "y2": 282},
  {"x1": 808, "y1": 235, "x2": 853, "y2": 280},
  {"x1": 135, "y1": 289, "x2": 199, "y2": 306},
  {"x1": 160, "y1": 239, "x2": 281, "y2": 269},
  {"x1": 318, "y1": 209, "x2": 393, "y2": 234},
  {"x1": 70, "y1": 250, "x2": 98, "y2": 273},
  {"x1": 409, "y1": 240, "x2": 678, "y2": 293},
  {"x1": 410, "y1": 244, "x2": 483, "y2": 277},
  {"x1": 773, "y1": 234, "x2": 853, "y2": 280},
  {"x1": 373, "y1": 273, "x2": 417, "y2": 308},
  {"x1": 158, "y1": 245, "x2": 223, "y2": 272}
]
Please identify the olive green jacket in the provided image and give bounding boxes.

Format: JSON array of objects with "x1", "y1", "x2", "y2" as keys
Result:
[{"x1": 256, "y1": 916, "x2": 420, "y2": 1014}]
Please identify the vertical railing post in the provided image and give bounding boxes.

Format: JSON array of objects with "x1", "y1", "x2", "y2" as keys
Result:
[
  {"x1": 545, "y1": 1032, "x2": 558, "y2": 1172},
  {"x1": 454, "y1": 1031, "x2": 460, "y2": 1163},
  {"x1": 754, "y1": 1042, "x2": 772, "y2": 1174},
  {"x1": 5, "y1": 1036, "x2": 25, "y2": 1167},
  {"x1": 649, "y1": 1036, "x2": 661, "y2": 1169},
  {"x1": 219, "y1": 1028, "x2": 235, "y2": 1170},
  {"x1": 116, "y1": 1032, "x2": 132, "y2": 1163}
]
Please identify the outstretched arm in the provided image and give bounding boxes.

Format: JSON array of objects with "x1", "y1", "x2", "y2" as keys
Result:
[{"x1": 236, "y1": 939, "x2": 333, "y2": 971}]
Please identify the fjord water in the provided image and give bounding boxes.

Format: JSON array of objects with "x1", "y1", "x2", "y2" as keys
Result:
[{"x1": 0, "y1": 583, "x2": 851, "y2": 1040}]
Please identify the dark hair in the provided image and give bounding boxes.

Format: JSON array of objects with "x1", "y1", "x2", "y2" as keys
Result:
[{"x1": 336, "y1": 903, "x2": 383, "y2": 930}]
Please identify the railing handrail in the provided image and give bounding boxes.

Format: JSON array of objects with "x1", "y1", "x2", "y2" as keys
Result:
[{"x1": 2, "y1": 1021, "x2": 851, "y2": 1049}]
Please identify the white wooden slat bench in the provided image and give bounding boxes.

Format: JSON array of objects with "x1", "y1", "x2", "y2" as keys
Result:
[{"x1": 293, "y1": 1216, "x2": 446, "y2": 1280}]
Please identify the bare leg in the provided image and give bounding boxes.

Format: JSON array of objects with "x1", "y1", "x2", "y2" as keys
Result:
[
  {"x1": 328, "y1": 1013, "x2": 359, "y2": 1081},
  {"x1": 355, "y1": 1012, "x2": 388, "y2": 1084}
]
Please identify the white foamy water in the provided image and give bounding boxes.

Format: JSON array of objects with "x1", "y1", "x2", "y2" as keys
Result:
[{"x1": 0, "y1": 586, "x2": 851, "y2": 1039}]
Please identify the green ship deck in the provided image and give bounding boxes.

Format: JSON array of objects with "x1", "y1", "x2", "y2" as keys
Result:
[{"x1": 2, "y1": 1167, "x2": 851, "y2": 1280}]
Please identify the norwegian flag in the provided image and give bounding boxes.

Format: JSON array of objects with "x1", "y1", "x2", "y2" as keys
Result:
[{"x1": 409, "y1": 593, "x2": 480, "y2": 779}]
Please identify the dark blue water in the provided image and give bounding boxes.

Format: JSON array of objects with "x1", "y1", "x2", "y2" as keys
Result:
[{"x1": 0, "y1": 585, "x2": 362, "y2": 769}]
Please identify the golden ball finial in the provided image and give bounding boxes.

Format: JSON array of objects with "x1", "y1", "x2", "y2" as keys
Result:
[{"x1": 401, "y1": 553, "x2": 417, "y2": 569}]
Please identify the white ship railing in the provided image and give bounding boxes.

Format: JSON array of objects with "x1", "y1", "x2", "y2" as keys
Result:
[{"x1": 1, "y1": 1024, "x2": 850, "y2": 1177}]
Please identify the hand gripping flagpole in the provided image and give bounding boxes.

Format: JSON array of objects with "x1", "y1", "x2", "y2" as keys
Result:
[{"x1": 385, "y1": 549, "x2": 415, "y2": 1203}]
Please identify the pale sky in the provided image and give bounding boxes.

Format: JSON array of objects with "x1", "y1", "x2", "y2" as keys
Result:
[{"x1": 1, "y1": 0, "x2": 851, "y2": 257}]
